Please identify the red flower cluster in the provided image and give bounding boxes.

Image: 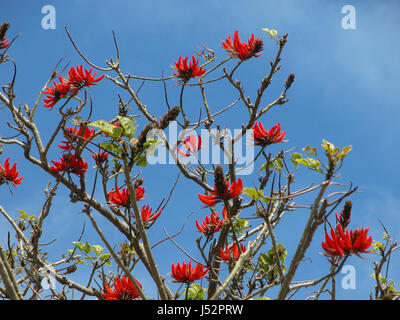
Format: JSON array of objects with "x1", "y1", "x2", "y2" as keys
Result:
[
  {"x1": 173, "y1": 55, "x2": 206, "y2": 82},
  {"x1": 252, "y1": 122, "x2": 286, "y2": 147},
  {"x1": 322, "y1": 224, "x2": 372, "y2": 258},
  {"x1": 43, "y1": 77, "x2": 72, "y2": 109},
  {"x1": 0, "y1": 22, "x2": 9, "y2": 50},
  {"x1": 58, "y1": 125, "x2": 96, "y2": 151},
  {"x1": 219, "y1": 242, "x2": 247, "y2": 263},
  {"x1": 92, "y1": 151, "x2": 109, "y2": 166},
  {"x1": 198, "y1": 178, "x2": 243, "y2": 207},
  {"x1": 108, "y1": 186, "x2": 146, "y2": 207},
  {"x1": 140, "y1": 205, "x2": 162, "y2": 227},
  {"x1": 68, "y1": 65, "x2": 105, "y2": 89},
  {"x1": 196, "y1": 207, "x2": 227, "y2": 238},
  {"x1": 43, "y1": 65, "x2": 104, "y2": 108},
  {"x1": 102, "y1": 275, "x2": 142, "y2": 300},
  {"x1": 0, "y1": 37, "x2": 8, "y2": 50},
  {"x1": 0, "y1": 158, "x2": 23, "y2": 187},
  {"x1": 222, "y1": 30, "x2": 263, "y2": 61},
  {"x1": 177, "y1": 134, "x2": 202, "y2": 157},
  {"x1": 49, "y1": 153, "x2": 88, "y2": 176},
  {"x1": 170, "y1": 260, "x2": 209, "y2": 283}
]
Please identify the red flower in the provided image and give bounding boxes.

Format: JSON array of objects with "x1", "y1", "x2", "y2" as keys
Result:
[
  {"x1": 321, "y1": 227, "x2": 345, "y2": 257},
  {"x1": 170, "y1": 260, "x2": 209, "y2": 283},
  {"x1": 198, "y1": 178, "x2": 243, "y2": 207},
  {"x1": 68, "y1": 65, "x2": 104, "y2": 89},
  {"x1": 173, "y1": 55, "x2": 206, "y2": 82},
  {"x1": 49, "y1": 153, "x2": 88, "y2": 176},
  {"x1": 92, "y1": 151, "x2": 109, "y2": 166},
  {"x1": 135, "y1": 185, "x2": 146, "y2": 201},
  {"x1": 177, "y1": 134, "x2": 202, "y2": 157},
  {"x1": 108, "y1": 186, "x2": 146, "y2": 207},
  {"x1": 219, "y1": 242, "x2": 247, "y2": 263},
  {"x1": 196, "y1": 211, "x2": 224, "y2": 238},
  {"x1": 252, "y1": 122, "x2": 286, "y2": 147},
  {"x1": 322, "y1": 224, "x2": 373, "y2": 258},
  {"x1": 102, "y1": 275, "x2": 142, "y2": 300},
  {"x1": 0, "y1": 37, "x2": 8, "y2": 50},
  {"x1": 0, "y1": 22, "x2": 9, "y2": 50},
  {"x1": 0, "y1": 158, "x2": 23, "y2": 186},
  {"x1": 222, "y1": 30, "x2": 263, "y2": 61},
  {"x1": 58, "y1": 125, "x2": 96, "y2": 151},
  {"x1": 43, "y1": 76, "x2": 74, "y2": 108},
  {"x1": 140, "y1": 205, "x2": 162, "y2": 226}
]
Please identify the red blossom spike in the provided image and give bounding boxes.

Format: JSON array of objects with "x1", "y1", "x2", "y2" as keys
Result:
[
  {"x1": 49, "y1": 153, "x2": 88, "y2": 176},
  {"x1": 92, "y1": 151, "x2": 109, "y2": 166},
  {"x1": 102, "y1": 275, "x2": 142, "y2": 300},
  {"x1": 0, "y1": 157, "x2": 23, "y2": 187},
  {"x1": 170, "y1": 260, "x2": 209, "y2": 283},
  {"x1": 0, "y1": 22, "x2": 10, "y2": 50},
  {"x1": 172, "y1": 55, "x2": 206, "y2": 82},
  {"x1": 140, "y1": 205, "x2": 162, "y2": 227},
  {"x1": 108, "y1": 186, "x2": 146, "y2": 208},
  {"x1": 0, "y1": 37, "x2": 8, "y2": 50},
  {"x1": 58, "y1": 125, "x2": 96, "y2": 151},
  {"x1": 43, "y1": 76, "x2": 75, "y2": 108},
  {"x1": 68, "y1": 65, "x2": 104, "y2": 89},
  {"x1": 195, "y1": 211, "x2": 223, "y2": 238},
  {"x1": 222, "y1": 30, "x2": 263, "y2": 61},
  {"x1": 252, "y1": 122, "x2": 287, "y2": 147},
  {"x1": 219, "y1": 242, "x2": 247, "y2": 263},
  {"x1": 322, "y1": 223, "x2": 373, "y2": 258},
  {"x1": 198, "y1": 178, "x2": 243, "y2": 207}
]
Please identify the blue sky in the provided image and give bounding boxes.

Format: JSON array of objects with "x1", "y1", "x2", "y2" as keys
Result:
[{"x1": 1, "y1": 0, "x2": 400, "y2": 300}]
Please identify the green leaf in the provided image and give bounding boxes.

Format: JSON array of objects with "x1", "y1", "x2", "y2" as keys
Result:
[
  {"x1": 274, "y1": 158, "x2": 283, "y2": 171},
  {"x1": 372, "y1": 240, "x2": 385, "y2": 252},
  {"x1": 99, "y1": 253, "x2": 112, "y2": 266},
  {"x1": 244, "y1": 188, "x2": 264, "y2": 201},
  {"x1": 92, "y1": 245, "x2": 104, "y2": 255},
  {"x1": 144, "y1": 139, "x2": 161, "y2": 156},
  {"x1": 275, "y1": 244, "x2": 287, "y2": 263},
  {"x1": 100, "y1": 143, "x2": 123, "y2": 155},
  {"x1": 187, "y1": 284, "x2": 207, "y2": 300},
  {"x1": 117, "y1": 116, "x2": 137, "y2": 139},
  {"x1": 135, "y1": 155, "x2": 147, "y2": 167},
  {"x1": 322, "y1": 139, "x2": 335, "y2": 155},
  {"x1": 73, "y1": 241, "x2": 92, "y2": 254},
  {"x1": 231, "y1": 218, "x2": 250, "y2": 235},
  {"x1": 290, "y1": 152, "x2": 303, "y2": 168},
  {"x1": 16, "y1": 209, "x2": 29, "y2": 220},
  {"x1": 302, "y1": 146, "x2": 317, "y2": 155},
  {"x1": 259, "y1": 162, "x2": 268, "y2": 171},
  {"x1": 337, "y1": 145, "x2": 352, "y2": 160},
  {"x1": 89, "y1": 120, "x2": 123, "y2": 138},
  {"x1": 259, "y1": 244, "x2": 287, "y2": 268}
]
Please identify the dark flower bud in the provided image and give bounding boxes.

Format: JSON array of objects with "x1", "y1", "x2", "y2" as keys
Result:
[
  {"x1": 66, "y1": 264, "x2": 77, "y2": 274},
  {"x1": 0, "y1": 22, "x2": 10, "y2": 41},
  {"x1": 214, "y1": 165, "x2": 226, "y2": 197},
  {"x1": 158, "y1": 106, "x2": 180, "y2": 129},
  {"x1": 134, "y1": 178, "x2": 144, "y2": 189},
  {"x1": 137, "y1": 123, "x2": 154, "y2": 149},
  {"x1": 285, "y1": 73, "x2": 295, "y2": 90},
  {"x1": 336, "y1": 200, "x2": 352, "y2": 230}
]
